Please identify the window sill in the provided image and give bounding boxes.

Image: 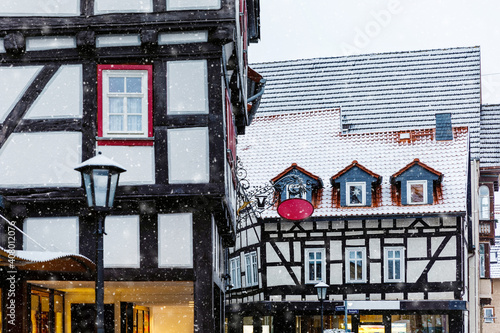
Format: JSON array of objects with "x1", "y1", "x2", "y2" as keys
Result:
[{"x1": 97, "y1": 137, "x2": 154, "y2": 146}]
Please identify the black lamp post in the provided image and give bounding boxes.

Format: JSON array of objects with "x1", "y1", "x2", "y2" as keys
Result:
[
  {"x1": 75, "y1": 152, "x2": 126, "y2": 333},
  {"x1": 315, "y1": 282, "x2": 328, "y2": 333}
]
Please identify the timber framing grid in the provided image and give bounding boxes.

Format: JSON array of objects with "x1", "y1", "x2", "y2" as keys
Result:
[{"x1": 0, "y1": 0, "x2": 263, "y2": 332}]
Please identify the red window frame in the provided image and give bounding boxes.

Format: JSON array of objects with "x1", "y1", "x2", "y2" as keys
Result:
[{"x1": 97, "y1": 64, "x2": 153, "y2": 146}]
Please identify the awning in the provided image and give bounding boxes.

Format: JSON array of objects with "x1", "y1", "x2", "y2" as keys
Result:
[{"x1": 0, "y1": 247, "x2": 95, "y2": 273}]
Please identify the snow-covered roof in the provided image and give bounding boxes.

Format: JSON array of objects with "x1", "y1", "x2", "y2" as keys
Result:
[
  {"x1": 480, "y1": 104, "x2": 500, "y2": 168},
  {"x1": 251, "y1": 46, "x2": 481, "y2": 160},
  {"x1": 237, "y1": 108, "x2": 469, "y2": 218},
  {"x1": 0, "y1": 247, "x2": 94, "y2": 272}
]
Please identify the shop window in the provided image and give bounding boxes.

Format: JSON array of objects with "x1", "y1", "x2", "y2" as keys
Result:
[
  {"x1": 305, "y1": 248, "x2": 325, "y2": 284},
  {"x1": 384, "y1": 247, "x2": 405, "y2": 282},
  {"x1": 97, "y1": 64, "x2": 153, "y2": 145},
  {"x1": 479, "y1": 185, "x2": 491, "y2": 220},
  {"x1": 346, "y1": 248, "x2": 366, "y2": 283},
  {"x1": 245, "y1": 251, "x2": 258, "y2": 287},
  {"x1": 484, "y1": 307, "x2": 495, "y2": 323},
  {"x1": 229, "y1": 257, "x2": 241, "y2": 289}
]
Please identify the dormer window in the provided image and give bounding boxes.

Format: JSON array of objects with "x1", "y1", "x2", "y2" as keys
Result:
[
  {"x1": 286, "y1": 183, "x2": 306, "y2": 200},
  {"x1": 391, "y1": 159, "x2": 442, "y2": 206},
  {"x1": 407, "y1": 180, "x2": 427, "y2": 204},
  {"x1": 331, "y1": 161, "x2": 381, "y2": 208},
  {"x1": 346, "y1": 182, "x2": 366, "y2": 206}
]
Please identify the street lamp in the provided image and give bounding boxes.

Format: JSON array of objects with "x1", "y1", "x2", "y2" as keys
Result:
[
  {"x1": 75, "y1": 152, "x2": 126, "y2": 333},
  {"x1": 315, "y1": 282, "x2": 328, "y2": 333}
]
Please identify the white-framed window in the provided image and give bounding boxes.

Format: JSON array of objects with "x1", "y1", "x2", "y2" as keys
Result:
[
  {"x1": 384, "y1": 247, "x2": 405, "y2": 282},
  {"x1": 229, "y1": 257, "x2": 241, "y2": 289},
  {"x1": 98, "y1": 64, "x2": 152, "y2": 144},
  {"x1": 484, "y1": 307, "x2": 495, "y2": 323},
  {"x1": 479, "y1": 185, "x2": 490, "y2": 220},
  {"x1": 305, "y1": 248, "x2": 326, "y2": 284},
  {"x1": 245, "y1": 252, "x2": 258, "y2": 287},
  {"x1": 286, "y1": 183, "x2": 306, "y2": 200},
  {"x1": 346, "y1": 247, "x2": 366, "y2": 283},
  {"x1": 407, "y1": 180, "x2": 427, "y2": 204},
  {"x1": 346, "y1": 182, "x2": 366, "y2": 206}
]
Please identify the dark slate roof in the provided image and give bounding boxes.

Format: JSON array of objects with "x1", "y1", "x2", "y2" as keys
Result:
[
  {"x1": 480, "y1": 104, "x2": 500, "y2": 167},
  {"x1": 251, "y1": 46, "x2": 482, "y2": 159}
]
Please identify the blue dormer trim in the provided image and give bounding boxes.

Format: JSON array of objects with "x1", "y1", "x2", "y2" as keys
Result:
[
  {"x1": 331, "y1": 161, "x2": 381, "y2": 207},
  {"x1": 392, "y1": 159, "x2": 442, "y2": 205},
  {"x1": 272, "y1": 164, "x2": 322, "y2": 203}
]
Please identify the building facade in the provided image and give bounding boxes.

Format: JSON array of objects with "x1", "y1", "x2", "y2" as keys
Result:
[
  {"x1": 0, "y1": 0, "x2": 262, "y2": 332},
  {"x1": 228, "y1": 108, "x2": 470, "y2": 333}
]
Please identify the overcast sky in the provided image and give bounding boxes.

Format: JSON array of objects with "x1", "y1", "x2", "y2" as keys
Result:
[{"x1": 249, "y1": 0, "x2": 500, "y2": 103}]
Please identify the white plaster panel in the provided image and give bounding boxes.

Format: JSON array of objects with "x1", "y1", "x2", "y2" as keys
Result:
[
  {"x1": 158, "y1": 213, "x2": 193, "y2": 268},
  {"x1": 98, "y1": 145, "x2": 155, "y2": 185},
  {"x1": 384, "y1": 238, "x2": 404, "y2": 245},
  {"x1": 26, "y1": 37, "x2": 76, "y2": 51},
  {"x1": 104, "y1": 215, "x2": 140, "y2": 268},
  {"x1": 346, "y1": 239, "x2": 365, "y2": 246},
  {"x1": 407, "y1": 238, "x2": 427, "y2": 258},
  {"x1": 95, "y1": 0, "x2": 152, "y2": 13},
  {"x1": 442, "y1": 216, "x2": 456, "y2": 226},
  {"x1": 428, "y1": 260, "x2": 456, "y2": 282},
  {"x1": 0, "y1": 66, "x2": 42, "y2": 122},
  {"x1": 0, "y1": 39, "x2": 5, "y2": 53},
  {"x1": 300, "y1": 223, "x2": 313, "y2": 230},
  {"x1": 330, "y1": 263, "x2": 343, "y2": 285},
  {"x1": 431, "y1": 237, "x2": 445, "y2": 256},
  {"x1": 167, "y1": 60, "x2": 208, "y2": 114},
  {"x1": 440, "y1": 236, "x2": 457, "y2": 257},
  {"x1": 317, "y1": 221, "x2": 328, "y2": 230},
  {"x1": 408, "y1": 293, "x2": 425, "y2": 300},
  {"x1": 96, "y1": 34, "x2": 141, "y2": 47},
  {"x1": 305, "y1": 295, "x2": 318, "y2": 301},
  {"x1": 367, "y1": 230, "x2": 384, "y2": 234},
  {"x1": 425, "y1": 217, "x2": 440, "y2": 227},
  {"x1": 276, "y1": 242, "x2": 290, "y2": 261},
  {"x1": 167, "y1": 0, "x2": 220, "y2": 10},
  {"x1": 0, "y1": 132, "x2": 81, "y2": 187},
  {"x1": 396, "y1": 219, "x2": 410, "y2": 228},
  {"x1": 168, "y1": 127, "x2": 209, "y2": 183},
  {"x1": 266, "y1": 243, "x2": 279, "y2": 263},
  {"x1": 269, "y1": 296, "x2": 281, "y2": 302},
  {"x1": 264, "y1": 223, "x2": 278, "y2": 231},
  {"x1": 247, "y1": 226, "x2": 260, "y2": 246},
  {"x1": 370, "y1": 294, "x2": 382, "y2": 301},
  {"x1": 348, "y1": 221, "x2": 362, "y2": 229},
  {"x1": 347, "y1": 294, "x2": 366, "y2": 301},
  {"x1": 294, "y1": 242, "x2": 301, "y2": 262},
  {"x1": 428, "y1": 292, "x2": 454, "y2": 300},
  {"x1": 365, "y1": 220, "x2": 379, "y2": 227},
  {"x1": 331, "y1": 221, "x2": 344, "y2": 230},
  {"x1": 407, "y1": 260, "x2": 429, "y2": 283},
  {"x1": 266, "y1": 266, "x2": 298, "y2": 287},
  {"x1": 369, "y1": 238, "x2": 381, "y2": 259},
  {"x1": 330, "y1": 241, "x2": 342, "y2": 261},
  {"x1": 24, "y1": 217, "x2": 79, "y2": 253},
  {"x1": 26, "y1": 65, "x2": 82, "y2": 119},
  {"x1": 330, "y1": 295, "x2": 343, "y2": 301},
  {"x1": 286, "y1": 295, "x2": 302, "y2": 301},
  {"x1": 306, "y1": 240, "x2": 324, "y2": 245},
  {"x1": 385, "y1": 293, "x2": 404, "y2": 300},
  {"x1": 345, "y1": 231, "x2": 363, "y2": 236},
  {"x1": 297, "y1": 233, "x2": 306, "y2": 238},
  {"x1": 159, "y1": 31, "x2": 208, "y2": 44},
  {"x1": 370, "y1": 263, "x2": 381, "y2": 284},
  {"x1": 0, "y1": 1, "x2": 80, "y2": 16},
  {"x1": 381, "y1": 219, "x2": 393, "y2": 228}
]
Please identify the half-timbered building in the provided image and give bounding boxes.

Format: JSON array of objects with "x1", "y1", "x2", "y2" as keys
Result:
[
  {"x1": 229, "y1": 108, "x2": 470, "y2": 332},
  {"x1": 0, "y1": 0, "x2": 263, "y2": 332}
]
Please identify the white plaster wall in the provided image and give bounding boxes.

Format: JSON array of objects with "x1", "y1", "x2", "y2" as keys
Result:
[
  {"x1": 167, "y1": 0, "x2": 220, "y2": 10},
  {"x1": 104, "y1": 215, "x2": 140, "y2": 268},
  {"x1": 370, "y1": 263, "x2": 381, "y2": 284},
  {"x1": 428, "y1": 260, "x2": 456, "y2": 282},
  {"x1": 330, "y1": 240, "x2": 342, "y2": 260},
  {"x1": 0, "y1": 132, "x2": 81, "y2": 187},
  {"x1": 266, "y1": 266, "x2": 297, "y2": 287},
  {"x1": 25, "y1": 65, "x2": 82, "y2": 119},
  {"x1": 98, "y1": 145, "x2": 155, "y2": 185},
  {"x1": 24, "y1": 217, "x2": 79, "y2": 253},
  {"x1": 407, "y1": 238, "x2": 427, "y2": 258},
  {"x1": 369, "y1": 238, "x2": 381, "y2": 259},
  {"x1": 0, "y1": 1, "x2": 80, "y2": 16},
  {"x1": 330, "y1": 263, "x2": 343, "y2": 285},
  {"x1": 94, "y1": 0, "x2": 152, "y2": 13},
  {"x1": 293, "y1": 242, "x2": 301, "y2": 262},
  {"x1": 407, "y1": 260, "x2": 429, "y2": 283},
  {"x1": 158, "y1": 213, "x2": 193, "y2": 268},
  {"x1": 440, "y1": 236, "x2": 457, "y2": 257},
  {"x1": 0, "y1": 66, "x2": 42, "y2": 122}
]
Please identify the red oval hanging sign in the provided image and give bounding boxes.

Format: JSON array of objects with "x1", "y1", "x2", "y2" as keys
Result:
[{"x1": 277, "y1": 198, "x2": 314, "y2": 221}]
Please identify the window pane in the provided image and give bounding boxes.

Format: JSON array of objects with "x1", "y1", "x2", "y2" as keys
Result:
[
  {"x1": 127, "y1": 97, "x2": 142, "y2": 114},
  {"x1": 394, "y1": 260, "x2": 400, "y2": 279},
  {"x1": 388, "y1": 260, "x2": 394, "y2": 280},
  {"x1": 309, "y1": 262, "x2": 315, "y2": 280},
  {"x1": 309, "y1": 252, "x2": 315, "y2": 260},
  {"x1": 411, "y1": 183, "x2": 424, "y2": 202},
  {"x1": 350, "y1": 260, "x2": 356, "y2": 280},
  {"x1": 127, "y1": 115, "x2": 142, "y2": 132},
  {"x1": 109, "y1": 115, "x2": 123, "y2": 131},
  {"x1": 357, "y1": 261, "x2": 363, "y2": 280},
  {"x1": 126, "y1": 77, "x2": 142, "y2": 93},
  {"x1": 349, "y1": 185, "x2": 363, "y2": 204},
  {"x1": 109, "y1": 77, "x2": 124, "y2": 92},
  {"x1": 109, "y1": 97, "x2": 124, "y2": 114},
  {"x1": 316, "y1": 263, "x2": 322, "y2": 280}
]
